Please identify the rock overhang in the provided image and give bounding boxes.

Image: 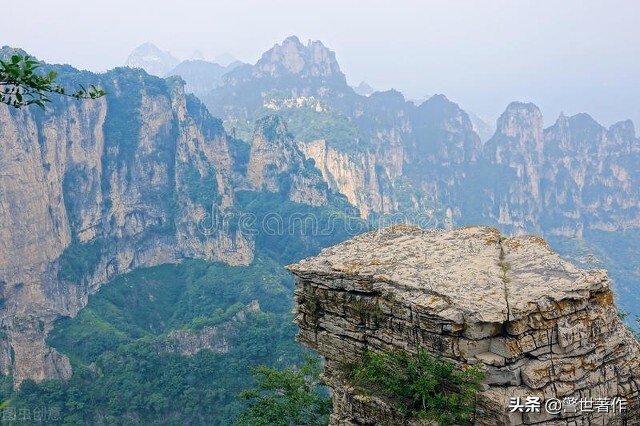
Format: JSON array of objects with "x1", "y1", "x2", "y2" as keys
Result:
[
  {"x1": 287, "y1": 225, "x2": 608, "y2": 328},
  {"x1": 288, "y1": 225, "x2": 640, "y2": 425}
]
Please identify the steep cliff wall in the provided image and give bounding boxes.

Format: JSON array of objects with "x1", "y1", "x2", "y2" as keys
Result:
[
  {"x1": 205, "y1": 37, "x2": 640, "y2": 235},
  {"x1": 247, "y1": 115, "x2": 328, "y2": 206},
  {"x1": 481, "y1": 103, "x2": 640, "y2": 235},
  {"x1": 289, "y1": 226, "x2": 640, "y2": 425},
  {"x1": 0, "y1": 66, "x2": 325, "y2": 385}
]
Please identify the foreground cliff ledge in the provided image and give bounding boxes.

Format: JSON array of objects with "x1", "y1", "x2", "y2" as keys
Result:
[{"x1": 287, "y1": 225, "x2": 640, "y2": 425}]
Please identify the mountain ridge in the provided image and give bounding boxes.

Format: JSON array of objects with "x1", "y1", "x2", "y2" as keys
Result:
[{"x1": 1, "y1": 38, "x2": 639, "y2": 390}]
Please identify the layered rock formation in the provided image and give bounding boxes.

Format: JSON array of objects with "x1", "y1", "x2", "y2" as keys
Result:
[
  {"x1": 289, "y1": 226, "x2": 640, "y2": 425},
  {"x1": 205, "y1": 37, "x2": 640, "y2": 235},
  {"x1": 481, "y1": 103, "x2": 640, "y2": 235},
  {"x1": 0, "y1": 62, "x2": 329, "y2": 385}
]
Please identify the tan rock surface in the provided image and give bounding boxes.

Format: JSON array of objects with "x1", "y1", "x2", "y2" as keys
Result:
[{"x1": 288, "y1": 225, "x2": 640, "y2": 425}]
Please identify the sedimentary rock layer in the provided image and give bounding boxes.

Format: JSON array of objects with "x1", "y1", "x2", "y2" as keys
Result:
[{"x1": 288, "y1": 225, "x2": 640, "y2": 425}]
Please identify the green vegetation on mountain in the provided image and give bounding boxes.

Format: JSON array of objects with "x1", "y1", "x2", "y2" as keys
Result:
[
  {"x1": 1, "y1": 257, "x2": 311, "y2": 425},
  {"x1": 0, "y1": 53, "x2": 105, "y2": 109},
  {"x1": 236, "y1": 355, "x2": 331, "y2": 426},
  {"x1": 235, "y1": 190, "x2": 363, "y2": 265},
  {"x1": 0, "y1": 161, "x2": 362, "y2": 423},
  {"x1": 344, "y1": 349, "x2": 484, "y2": 425},
  {"x1": 255, "y1": 98, "x2": 361, "y2": 153},
  {"x1": 57, "y1": 238, "x2": 107, "y2": 284}
]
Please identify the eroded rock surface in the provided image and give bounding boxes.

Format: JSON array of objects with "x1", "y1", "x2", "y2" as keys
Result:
[
  {"x1": 288, "y1": 225, "x2": 640, "y2": 425},
  {"x1": 165, "y1": 300, "x2": 260, "y2": 356}
]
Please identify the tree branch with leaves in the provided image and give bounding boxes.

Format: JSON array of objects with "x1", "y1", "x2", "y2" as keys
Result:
[
  {"x1": 0, "y1": 54, "x2": 106, "y2": 109},
  {"x1": 235, "y1": 355, "x2": 332, "y2": 426}
]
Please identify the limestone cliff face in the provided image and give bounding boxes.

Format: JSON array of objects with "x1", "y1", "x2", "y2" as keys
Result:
[
  {"x1": 0, "y1": 59, "x2": 341, "y2": 384},
  {"x1": 205, "y1": 36, "x2": 640, "y2": 236},
  {"x1": 0, "y1": 100, "x2": 105, "y2": 384},
  {"x1": 297, "y1": 93, "x2": 481, "y2": 220},
  {"x1": 481, "y1": 104, "x2": 640, "y2": 235},
  {"x1": 0, "y1": 70, "x2": 255, "y2": 386},
  {"x1": 289, "y1": 226, "x2": 640, "y2": 425},
  {"x1": 247, "y1": 115, "x2": 328, "y2": 206},
  {"x1": 172, "y1": 84, "x2": 254, "y2": 264},
  {"x1": 299, "y1": 139, "x2": 396, "y2": 217}
]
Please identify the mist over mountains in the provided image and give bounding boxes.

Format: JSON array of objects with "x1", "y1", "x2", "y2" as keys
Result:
[{"x1": 0, "y1": 35, "x2": 638, "y2": 423}]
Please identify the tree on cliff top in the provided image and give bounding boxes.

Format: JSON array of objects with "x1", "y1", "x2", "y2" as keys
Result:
[{"x1": 0, "y1": 54, "x2": 105, "y2": 109}]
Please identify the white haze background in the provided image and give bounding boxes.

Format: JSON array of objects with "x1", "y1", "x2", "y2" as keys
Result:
[{"x1": 4, "y1": 0, "x2": 639, "y2": 127}]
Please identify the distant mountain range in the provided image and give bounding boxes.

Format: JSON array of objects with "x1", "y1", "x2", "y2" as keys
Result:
[
  {"x1": 0, "y1": 36, "x2": 638, "y2": 421},
  {"x1": 125, "y1": 42, "x2": 244, "y2": 97},
  {"x1": 124, "y1": 42, "x2": 180, "y2": 76}
]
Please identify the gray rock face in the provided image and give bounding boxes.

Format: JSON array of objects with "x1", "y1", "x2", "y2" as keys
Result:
[
  {"x1": 288, "y1": 226, "x2": 640, "y2": 425},
  {"x1": 255, "y1": 36, "x2": 343, "y2": 79},
  {"x1": 0, "y1": 71, "x2": 256, "y2": 386},
  {"x1": 482, "y1": 105, "x2": 640, "y2": 235},
  {"x1": 165, "y1": 301, "x2": 260, "y2": 356},
  {"x1": 248, "y1": 115, "x2": 328, "y2": 206}
]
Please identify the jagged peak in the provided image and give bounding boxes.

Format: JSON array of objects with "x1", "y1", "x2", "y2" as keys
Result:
[
  {"x1": 609, "y1": 119, "x2": 636, "y2": 140},
  {"x1": 254, "y1": 36, "x2": 343, "y2": 79},
  {"x1": 132, "y1": 41, "x2": 163, "y2": 52},
  {"x1": 503, "y1": 101, "x2": 542, "y2": 115},
  {"x1": 253, "y1": 114, "x2": 290, "y2": 140},
  {"x1": 353, "y1": 81, "x2": 374, "y2": 96},
  {"x1": 281, "y1": 35, "x2": 304, "y2": 47},
  {"x1": 568, "y1": 112, "x2": 601, "y2": 128},
  {"x1": 494, "y1": 101, "x2": 543, "y2": 137},
  {"x1": 428, "y1": 93, "x2": 450, "y2": 102},
  {"x1": 125, "y1": 42, "x2": 179, "y2": 77},
  {"x1": 370, "y1": 88, "x2": 405, "y2": 102},
  {"x1": 0, "y1": 46, "x2": 29, "y2": 61},
  {"x1": 548, "y1": 111, "x2": 602, "y2": 132},
  {"x1": 420, "y1": 93, "x2": 453, "y2": 108},
  {"x1": 126, "y1": 42, "x2": 177, "y2": 61},
  {"x1": 416, "y1": 94, "x2": 470, "y2": 122}
]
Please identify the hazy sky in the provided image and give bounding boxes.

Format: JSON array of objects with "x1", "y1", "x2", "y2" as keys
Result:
[{"x1": 4, "y1": 0, "x2": 640, "y2": 128}]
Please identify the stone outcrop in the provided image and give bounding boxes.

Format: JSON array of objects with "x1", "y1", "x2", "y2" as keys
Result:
[
  {"x1": 165, "y1": 300, "x2": 260, "y2": 356},
  {"x1": 247, "y1": 115, "x2": 328, "y2": 206},
  {"x1": 288, "y1": 225, "x2": 640, "y2": 425}
]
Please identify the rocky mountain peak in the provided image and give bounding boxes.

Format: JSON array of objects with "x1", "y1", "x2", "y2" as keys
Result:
[
  {"x1": 609, "y1": 119, "x2": 637, "y2": 141},
  {"x1": 353, "y1": 81, "x2": 374, "y2": 96},
  {"x1": 253, "y1": 114, "x2": 290, "y2": 142},
  {"x1": 0, "y1": 45, "x2": 29, "y2": 61},
  {"x1": 255, "y1": 36, "x2": 343, "y2": 79},
  {"x1": 125, "y1": 42, "x2": 179, "y2": 77},
  {"x1": 567, "y1": 112, "x2": 603, "y2": 133},
  {"x1": 495, "y1": 102, "x2": 543, "y2": 139},
  {"x1": 484, "y1": 101, "x2": 545, "y2": 167}
]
